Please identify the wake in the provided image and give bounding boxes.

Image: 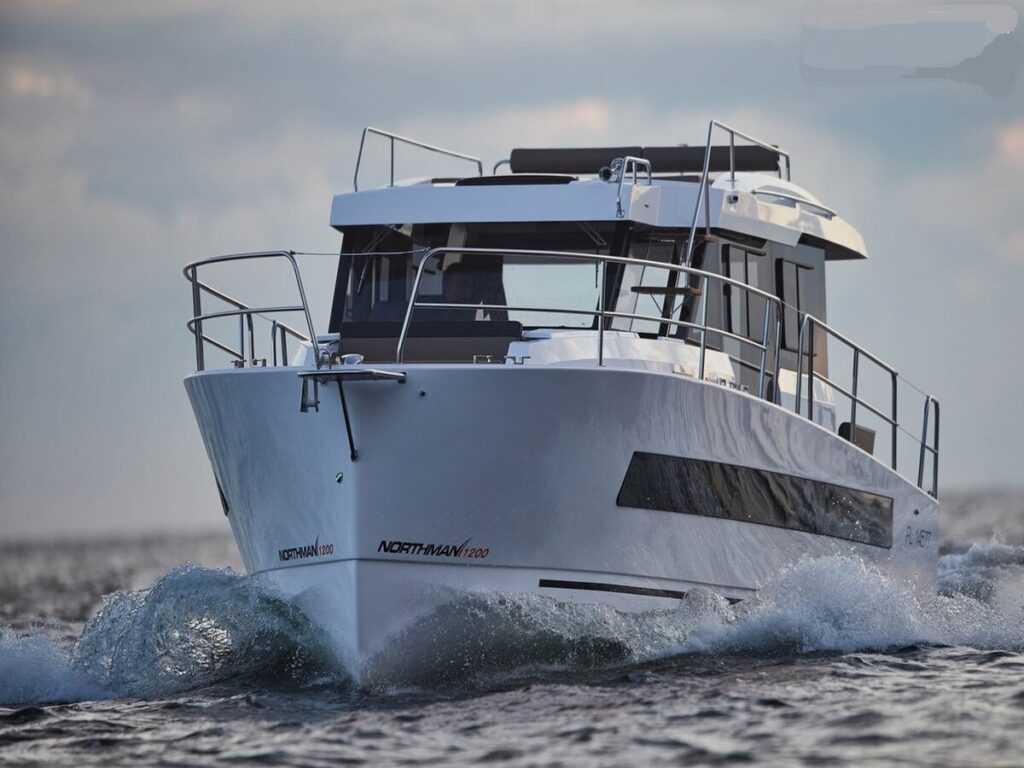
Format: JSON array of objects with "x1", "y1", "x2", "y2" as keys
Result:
[{"x1": 2, "y1": 543, "x2": 1022, "y2": 706}]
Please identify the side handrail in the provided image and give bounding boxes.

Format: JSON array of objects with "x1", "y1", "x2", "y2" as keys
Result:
[
  {"x1": 396, "y1": 246, "x2": 782, "y2": 399},
  {"x1": 615, "y1": 156, "x2": 653, "y2": 218},
  {"x1": 184, "y1": 251, "x2": 320, "y2": 371},
  {"x1": 684, "y1": 120, "x2": 791, "y2": 267},
  {"x1": 353, "y1": 126, "x2": 484, "y2": 191},
  {"x1": 794, "y1": 314, "x2": 940, "y2": 495}
]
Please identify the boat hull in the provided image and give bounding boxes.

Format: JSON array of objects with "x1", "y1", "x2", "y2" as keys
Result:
[{"x1": 185, "y1": 364, "x2": 939, "y2": 680}]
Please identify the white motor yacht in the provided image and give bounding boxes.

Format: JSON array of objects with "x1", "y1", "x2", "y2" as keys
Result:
[{"x1": 184, "y1": 122, "x2": 941, "y2": 681}]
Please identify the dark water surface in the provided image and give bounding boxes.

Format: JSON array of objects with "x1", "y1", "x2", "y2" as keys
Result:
[{"x1": 1, "y1": 490, "x2": 1022, "y2": 767}]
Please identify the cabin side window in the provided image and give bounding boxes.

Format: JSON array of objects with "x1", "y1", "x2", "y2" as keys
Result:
[
  {"x1": 776, "y1": 258, "x2": 813, "y2": 351},
  {"x1": 722, "y1": 245, "x2": 768, "y2": 342}
]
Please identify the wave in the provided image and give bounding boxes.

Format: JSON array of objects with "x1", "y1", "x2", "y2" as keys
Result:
[
  {"x1": 367, "y1": 543, "x2": 1024, "y2": 688},
  {"x1": 2, "y1": 544, "x2": 1022, "y2": 706},
  {"x1": 681, "y1": 546, "x2": 1024, "y2": 656},
  {"x1": 0, "y1": 564, "x2": 343, "y2": 707}
]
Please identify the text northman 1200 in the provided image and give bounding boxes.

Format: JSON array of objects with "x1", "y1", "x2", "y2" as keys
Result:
[{"x1": 377, "y1": 538, "x2": 490, "y2": 559}]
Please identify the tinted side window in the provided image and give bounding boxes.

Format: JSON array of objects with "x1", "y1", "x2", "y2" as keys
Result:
[
  {"x1": 616, "y1": 452, "x2": 893, "y2": 548},
  {"x1": 776, "y1": 258, "x2": 813, "y2": 351},
  {"x1": 723, "y1": 245, "x2": 767, "y2": 340}
]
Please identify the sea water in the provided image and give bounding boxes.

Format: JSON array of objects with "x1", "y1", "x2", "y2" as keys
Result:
[{"x1": 1, "y1": 491, "x2": 1022, "y2": 766}]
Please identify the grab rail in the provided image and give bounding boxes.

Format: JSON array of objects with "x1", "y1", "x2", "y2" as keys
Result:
[
  {"x1": 397, "y1": 246, "x2": 783, "y2": 400},
  {"x1": 794, "y1": 314, "x2": 940, "y2": 496},
  {"x1": 353, "y1": 127, "x2": 484, "y2": 191},
  {"x1": 615, "y1": 156, "x2": 653, "y2": 218},
  {"x1": 684, "y1": 120, "x2": 791, "y2": 267},
  {"x1": 183, "y1": 251, "x2": 319, "y2": 371}
]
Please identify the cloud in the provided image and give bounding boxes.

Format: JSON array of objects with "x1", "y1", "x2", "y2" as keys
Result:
[
  {"x1": 398, "y1": 98, "x2": 613, "y2": 165},
  {"x1": 4, "y1": 65, "x2": 92, "y2": 108},
  {"x1": 171, "y1": 93, "x2": 232, "y2": 128},
  {"x1": 997, "y1": 120, "x2": 1024, "y2": 171}
]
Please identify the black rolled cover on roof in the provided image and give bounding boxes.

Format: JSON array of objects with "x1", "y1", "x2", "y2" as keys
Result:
[
  {"x1": 509, "y1": 147, "x2": 643, "y2": 174},
  {"x1": 510, "y1": 145, "x2": 782, "y2": 175}
]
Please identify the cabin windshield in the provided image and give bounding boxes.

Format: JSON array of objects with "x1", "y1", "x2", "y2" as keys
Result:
[{"x1": 329, "y1": 221, "x2": 618, "y2": 332}]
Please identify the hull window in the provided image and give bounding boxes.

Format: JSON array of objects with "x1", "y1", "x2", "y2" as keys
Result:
[{"x1": 616, "y1": 452, "x2": 893, "y2": 548}]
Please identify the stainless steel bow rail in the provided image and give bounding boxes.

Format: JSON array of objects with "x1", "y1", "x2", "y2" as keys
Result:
[
  {"x1": 684, "y1": 120, "x2": 791, "y2": 268},
  {"x1": 184, "y1": 251, "x2": 320, "y2": 371},
  {"x1": 795, "y1": 315, "x2": 940, "y2": 496},
  {"x1": 353, "y1": 127, "x2": 484, "y2": 192},
  {"x1": 398, "y1": 246, "x2": 784, "y2": 401}
]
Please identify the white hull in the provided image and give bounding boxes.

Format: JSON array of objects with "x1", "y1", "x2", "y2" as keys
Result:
[{"x1": 186, "y1": 364, "x2": 939, "y2": 682}]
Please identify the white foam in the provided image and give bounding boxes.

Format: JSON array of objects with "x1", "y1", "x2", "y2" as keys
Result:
[
  {"x1": 2, "y1": 544, "x2": 1022, "y2": 705},
  {"x1": 0, "y1": 630, "x2": 109, "y2": 707},
  {"x1": 678, "y1": 551, "x2": 1024, "y2": 656}
]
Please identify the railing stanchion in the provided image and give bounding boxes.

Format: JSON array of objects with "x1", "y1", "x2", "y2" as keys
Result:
[
  {"x1": 598, "y1": 259, "x2": 607, "y2": 366},
  {"x1": 684, "y1": 121, "x2": 717, "y2": 268},
  {"x1": 698, "y1": 274, "x2": 710, "y2": 381},
  {"x1": 917, "y1": 398, "x2": 930, "y2": 489},
  {"x1": 772, "y1": 304, "x2": 783, "y2": 404},
  {"x1": 191, "y1": 266, "x2": 205, "y2": 371},
  {"x1": 703, "y1": 168, "x2": 712, "y2": 237},
  {"x1": 806, "y1": 321, "x2": 815, "y2": 421},
  {"x1": 931, "y1": 400, "x2": 940, "y2": 496},
  {"x1": 397, "y1": 248, "x2": 436, "y2": 363},
  {"x1": 850, "y1": 348, "x2": 860, "y2": 436},
  {"x1": 729, "y1": 130, "x2": 735, "y2": 185},
  {"x1": 795, "y1": 316, "x2": 805, "y2": 413},
  {"x1": 758, "y1": 296, "x2": 770, "y2": 398},
  {"x1": 353, "y1": 128, "x2": 369, "y2": 191},
  {"x1": 246, "y1": 312, "x2": 255, "y2": 365},
  {"x1": 283, "y1": 251, "x2": 320, "y2": 365},
  {"x1": 891, "y1": 371, "x2": 898, "y2": 471}
]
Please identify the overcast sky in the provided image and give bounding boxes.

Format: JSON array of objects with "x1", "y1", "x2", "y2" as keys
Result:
[{"x1": 1, "y1": 1, "x2": 1022, "y2": 540}]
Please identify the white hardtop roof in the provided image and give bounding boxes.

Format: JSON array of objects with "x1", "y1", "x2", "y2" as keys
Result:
[{"x1": 330, "y1": 174, "x2": 867, "y2": 260}]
